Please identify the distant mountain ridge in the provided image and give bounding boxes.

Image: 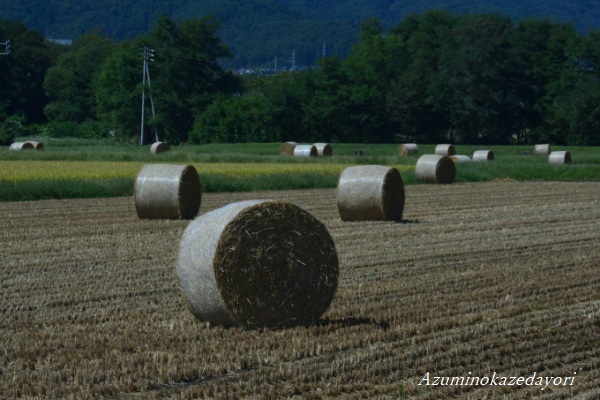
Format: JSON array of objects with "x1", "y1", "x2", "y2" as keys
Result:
[{"x1": 1, "y1": 0, "x2": 599, "y2": 67}]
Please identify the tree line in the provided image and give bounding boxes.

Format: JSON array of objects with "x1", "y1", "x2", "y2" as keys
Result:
[{"x1": 2, "y1": 11, "x2": 600, "y2": 146}]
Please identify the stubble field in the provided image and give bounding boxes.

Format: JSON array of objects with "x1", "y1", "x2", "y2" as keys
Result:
[{"x1": 1, "y1": 181, "x2": 599, "y2": 399}]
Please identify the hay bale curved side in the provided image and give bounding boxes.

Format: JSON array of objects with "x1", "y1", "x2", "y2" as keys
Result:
[
  {"x1": 549, "y1": 151, "x2": 572, "y2": 164},
  {"x1": 415, "y1": 154, "x2": 456, "y2": 184},
  {"x1": 25, "y1": 141, "x2": 44, "y2": 151},
  {"x1": 399, "y1": 143, "x2": 419, "y2": 156},
  {"x1": 177, "y1": 200, "x2": 339, "y2": 328},
  {"x1": 280, "y1": 142, "x2": 297, "y2": 155},
  {"x1": 337, "y1": 165, "x2": 405, "y2": 222},
  {"x1": 435, "y1": 144, "x2": 456, "y2": 156},
  {"x1": 450, "y1": 155, "x2": 472, "y2": 163},
  {"x1": 134, "y1": 164, "x2": 201, "y2": 219},
  {"x1": 473, "y1": 150, "x2": 494, "y2": 161},
  {"x1": 151, "y1": 141, "x2": 170, "y2": 154},
  {"x1": 9, "y1": 142, "x2": 34, "y2": 151},
  {"x1": 314, "y1": 143, "x2": 333, "y2": 156},
  {"x1": 535, "y1": 144, "x2": 551, "y2": 156},
  {"x1": 293, "y1": 144, "x2": 318, "y2": 157}
]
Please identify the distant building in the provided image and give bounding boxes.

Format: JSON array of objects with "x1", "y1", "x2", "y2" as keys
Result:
[{"x1": 46, "y1": 38, "x2": 73, "y2": 46}]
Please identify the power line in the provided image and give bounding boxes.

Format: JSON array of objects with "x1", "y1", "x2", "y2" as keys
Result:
[{"x1": 140, "y1": 46, "x2": 159, "y2": 145}]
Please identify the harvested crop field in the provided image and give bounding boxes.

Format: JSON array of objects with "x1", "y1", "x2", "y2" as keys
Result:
[{"x1": 1, "y1": 181, "x2": 599, "y2": 399}]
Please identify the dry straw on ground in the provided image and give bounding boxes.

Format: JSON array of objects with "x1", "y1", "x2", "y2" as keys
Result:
[
  {"x1": 25, "y1": 141, "x2": 44, "y2": 151},
  {"x1": 337, "y1": 165, "x2": 405, "y2": 222},
  {"x1": 150, "y1": 141, "x2": 170, "y2": 154},
  {"x1": 280, "y1": 142, "x2": 297, "y2": 155},
  {"x1": 177, "y1": 200, "x2": 339, "y2": 328},
  {"x1": 549, "y1": 151, "x2": 572, "y2": 164},
  {"x1": 134, "y1": 164, "x2": 201, "y2": 219},
  {"x1": 398, "y1": 143, "x2": 419, "y2": 156},
  {"x1": 9, "y1": 142, "x2": 34, "y2": 151},
  {"x1": 415, "y1": 154, "x2": 456, "y2": 184},
  {"x1": 314, "y1": 143, "x2": 333, "y2": 156},
  {"x1": 535, "y1": 143, "x2": 551, "y2": 155},
  {"x1": 434, "y1": 144, "x2": 456, "y2": 156},
  {"x1": 450, "y1": 155, "x2": 472, "y2": 163},
  {"x1": 293, "y1": 144, "x2": 318, "y2": 157},
  {"x1": 473, "y1": 150, "x2": 494, "y2": 161}
]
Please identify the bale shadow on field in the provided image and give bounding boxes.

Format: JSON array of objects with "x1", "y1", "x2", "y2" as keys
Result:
[{"x1": 317, "y1": 316, "x2": 390, "y2": 331}]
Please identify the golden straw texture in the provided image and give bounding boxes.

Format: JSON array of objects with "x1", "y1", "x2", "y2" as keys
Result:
[
  {"x1": 399, "y1": 143, "x2": 418, "y2": 156},
  {"x1": 280, "y1": 142, "x2": 297, "y2": 155}
]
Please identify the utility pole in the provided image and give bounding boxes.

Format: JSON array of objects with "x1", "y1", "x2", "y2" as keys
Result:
[
  {"x1": 0, "y1": 39, "x2": 10, "y2": 55},
  {"x1": 291, "y1": 50, "x2": 297, "y2": 70},
  {"x1": 322, "y1": 42, "x2": 327, "y2": 58},
  {"x1": 140, "y1": 46, "x2": 159, "y2": 145}
]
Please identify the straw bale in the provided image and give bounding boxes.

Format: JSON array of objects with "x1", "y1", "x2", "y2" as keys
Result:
[
  {"x1": 534, "y1": 144, "x2": 551, "y2": 156},
  {"x1": 177, "y1": 200, "x2": 339, "y2": 328},
  {"x1": 25, "y1": 141, "x2": 44, "y2": 151},
  {"x1": 549, "y1": 151, "x2": 572, "y2": 165},
  {"x1": 399, "y1": 143, "x2": 419, "y2": 156},
  {"x1": 293, "y1": 144, "x2": 318, "y2": 157},
  {"x1": 134, "y1": 164, "x2": 201, "y2": 219},
  {"x1": 472, "y1": 150, "x2": 494, "y2": 161},
  {"x1": 150, "y1": 141, "x2": 170, "y2": 154},
  {"x1": 435, "y1": 144, "x2": 456, "y2": 156},
  {"x1": 314, "y1": 143, "x2": 333, "y2": 156},
  {"x1": 9, "y1": 142, "x2": 34, "y2": 151},
  {"x1": 450, "y1": 155, "x2": 472, "y2": 163},
  {"x1": 415, "y1": 154, "x2": 456, "y2": 184},
  {"x1": 337, "y1": 165, "x2": 405, "y2": 222},
  {"x1": 280, "y1": 142, "x2": 297, "y2": 155}
]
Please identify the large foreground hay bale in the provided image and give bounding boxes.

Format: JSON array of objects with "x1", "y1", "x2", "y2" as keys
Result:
[
  {"x1": 450, "y1": 155, "x2": 472, "y2": 163},
  {"x1": 9, "y1": 142, "x2": 34, "y2": 151},
  {"x1": 150, "y1": 141, "x2": 170, "y2": 154},
  {"x1": 399, "y1": 143, "x2": 419, "y2": 156},
  {"x1": 314, "y1": 143, "x2": 333, "y2": 156},
  {"x1": 25, "y1": 141, "x2": 44, "y2": 151},
  {"x1": 549, "y1": 151, "x2": 572, "y2": 164},
  {"x1": 535, "y1": 144, "x2": 551, "y2": 155},
  {"x1": 134, "y1": 164, "x2": 201, "y2": 219},
  {"x1": 280, "y1": 142, "x2": 297, "y2": 155},
  {"x1": 435, "y1": 144, "x2": 456, "y2": 156},
  {"x1": 293, "y1": 144, "x2": 318, "y2": 157},
  {"x1": 473, "y1": 150, "x2": 494, "y2": 161},
  {"x1": 415, "y1": 154, "x2": 456, "y2": 184},
  {"x1": 177, "y1": 200, "x2": 339, "y2": 328},
  {"x1": 337, "y1": 165, "x2": 405, "y2": 222}
]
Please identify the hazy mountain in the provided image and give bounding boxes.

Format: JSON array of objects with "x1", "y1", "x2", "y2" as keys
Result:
[{"x1": 1, "y1": 0, "x2": 599, "y2": 67}]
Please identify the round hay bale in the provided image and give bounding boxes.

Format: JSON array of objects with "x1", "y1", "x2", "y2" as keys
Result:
[
  {"x1": 150, "y1": 141, "x2": 170, "y2": 154},
  {"x1": 399, "y1": 143, "x2": 419, "y2": 156},
  {"x1": 9, "y1": 142, "x2": 34, "y2": 151},
  {"x1": 434, "y1": 144, "x2": 456, "y2": 156},
  {"x1": 314, "y1": 143, "x2": 333, "y2": 156},
  {"x1": 549, "y1": 151, "x2": 572, "y2": 165},
  {"x1": 280, "y1": 142, "x2": 297, "y2": 155},
  {"x1": 134, "y1": 164, "x2": 201, "y2": 220},
  {"x1": 25, "y1": 141, "x2": 44, "y2": 151},
  {"x1": 415, "y1": 154, "x2": 456, "y2": 184},
  {"x1": 293, "y1": 144, "x2": 318, "y2": 157},
  {"x1": 534, "y1": 144, "x2": 551, "y2": 156},
  {"x1": 337, "y1": 165, "x2": 405, "y2": 222},
  {"x1": 472, "y1": 150, "x2": 494, "y2": 161},
  {"x1": 450, "y1": 155, "x2": 472, "y2": 163},
  {"x1": 177, "y1": 200, "x2": 339, "y2": 328}
]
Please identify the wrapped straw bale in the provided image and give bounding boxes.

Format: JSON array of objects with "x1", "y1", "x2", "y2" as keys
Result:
[
  {"x1": 535, "y1": 144, "x2": 551, "y2": 156},
  {"x1": 415, "y1": 154, "x2": 456, "y2": 184},
  {"x1": 549, "y1": 151, "x2": 572, "y2": 164},
  {"x1": 435, "y1": 144, "x2": 456, "y2": 156},
  {"x1": 314, "y1": 143, "x2": 333, "y2": 156},
  {"x1": 473, "y1": 150, "x2": 494, "y2": 162},
  {"x1": 280, "y1": 142, "x2": 297, "y2": 155},
  {"x1": 9, "y1": 142, "x2": 34, "y2": 151},
  {"x1": 25, "y1": 141, "x2": 44, "y2": 151},
  {"x1": 450, "y1": 155, "x2": 472, "y2": 163},
  {"x1": 399, "y1": 143, "x2": 419, "y2": 156},
  {"x1": 151, "y1": 141, "x2": 170, "y2": 154},
  {"x1": 293, "y1": 144, "x2": 318, "y2": 157},
  {"x1": 177, "y1": 200, "x2": 339, "y2": 328},
  {"x1": 337, "y1": 165, "x2": 405, "y2": 222},
  {"x1": 134, "y1": 164, "x2": 201, "y2": 219}
]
